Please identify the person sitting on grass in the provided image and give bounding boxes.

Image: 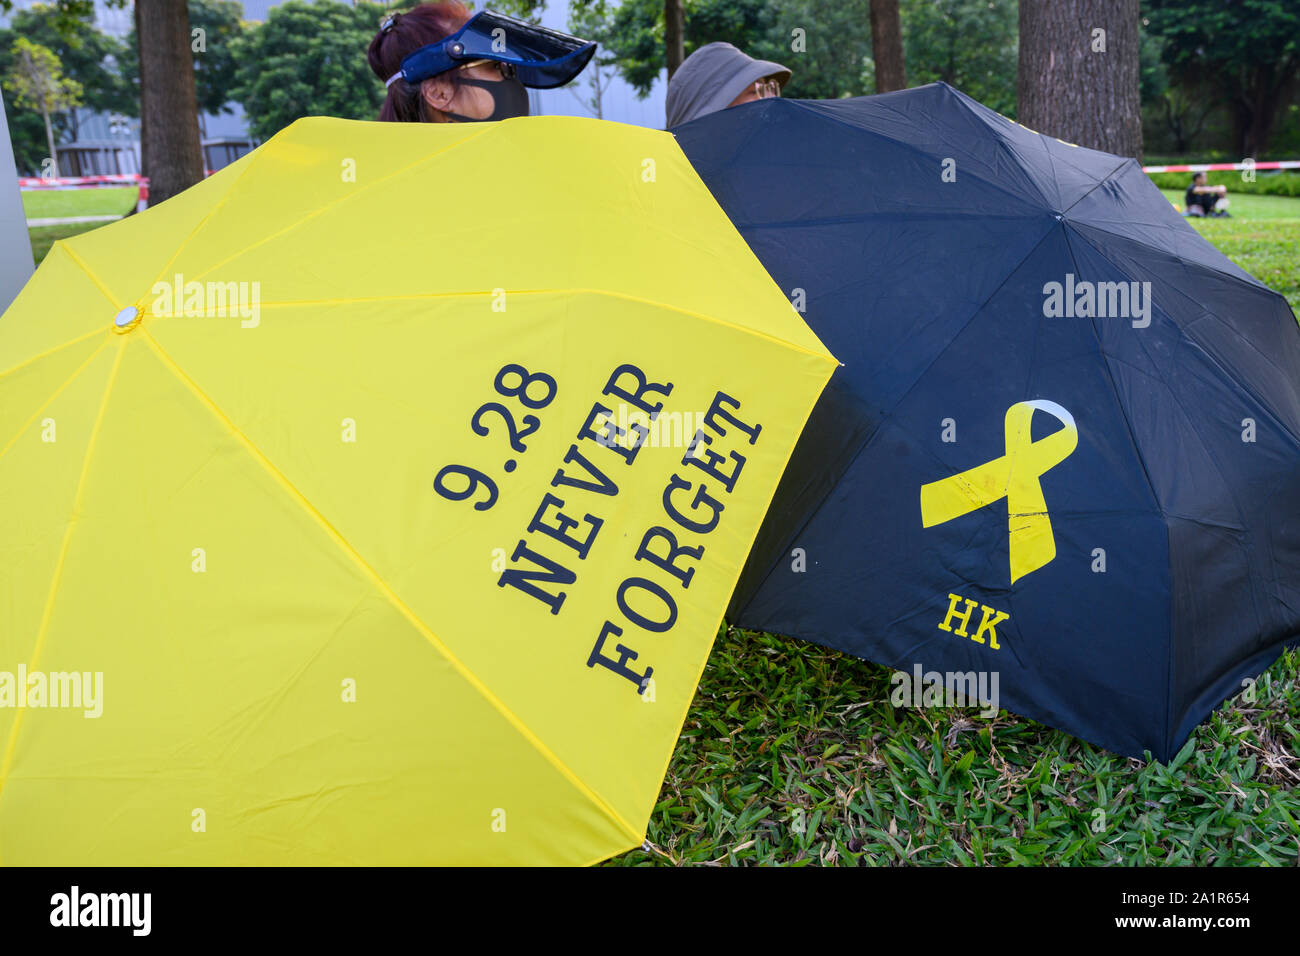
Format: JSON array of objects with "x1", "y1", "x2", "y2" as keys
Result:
[{"x1": 1185, "y1": 172, "x2": 1231, "y2": 217}]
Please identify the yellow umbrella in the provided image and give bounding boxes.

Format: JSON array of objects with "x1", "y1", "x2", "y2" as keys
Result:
[{"x1": 0, "y1": 116, "x2": 834, "y2": 865}]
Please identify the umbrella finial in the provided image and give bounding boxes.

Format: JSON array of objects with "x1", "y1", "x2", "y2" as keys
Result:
[{"x1": 113, "y1": 304, "x2": 141, "y2": 334}]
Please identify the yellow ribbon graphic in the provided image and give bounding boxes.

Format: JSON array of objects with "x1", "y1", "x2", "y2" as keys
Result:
[{"x1": 920, "y1": 400, "x2": 1077, "y2": 584}]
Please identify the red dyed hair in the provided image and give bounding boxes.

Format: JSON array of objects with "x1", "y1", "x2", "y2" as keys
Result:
[{"x1": 368, "y1": 2, "x2": 473, "y2": 122}]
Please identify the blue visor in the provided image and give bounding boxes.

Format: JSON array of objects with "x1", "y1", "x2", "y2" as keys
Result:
[{"x1": 389, "y1": 11, "x2": 596, "y2": 90}]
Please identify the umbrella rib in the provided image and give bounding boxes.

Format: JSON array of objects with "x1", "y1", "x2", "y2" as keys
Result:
[
  {"x1": 0, "y1": 242, "x2": 118, "y2": 386},
  {"x1": 0, "y1": 338, "x2": 110, "y2": 471},
  {"x1": 156, "y1": 124, "x2": 500, "y2": 293},
  {"x1": 1066, "y1": 221, "x2": 1300, "y2": 451},
  {"x1": 789, "y1": 96, "x2": 1052, "y2": 215},
  {"x1": 1065, "y1": 211, "x2": 1283, "y2": 297},
  {"x1": 1057, "y1": 157, "x2": 1132, "y2": 218},
  {"x1": 731, "y1": 218, "x2": 1066, "y2": 613},
  {"x1": 598, "y1": 288, "x2": 836, "y2": 360},
  {"x1": 0, "y1": 337, "x2": 125, "y2": 853},
  {"x1": 58, "y1": 241, "x2": 122, "y2": 311},
  {"x1": 145, "y1": 150, "x2": 269, "y2": 299},
  {"x1": 141, "y1": 288, "x2": 837, "y2": 363},
  {"x1": 0, "y1": 236, "x2": 118, "y2": 382},
  {"x1": 957, "y1": 88, "x2": 1119, "y2": 215},
  {"x1": 1054, "y1": 157, "x2": 1278, "y2": 294},
  {"x1": 0, "y1": 326, "x2": 105, "y2": 384},
  {"x1": 136, "y1": 328, "x2": 643, "y2": 846},
  {"x1": 1057, "y1": 226, "x2": 1178, "y2": 757}
]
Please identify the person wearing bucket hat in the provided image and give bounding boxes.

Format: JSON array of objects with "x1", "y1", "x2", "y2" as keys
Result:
[
  {"x1": 368, "y1": 3, "x2": 596, "y2": 123},
  {"x1": 665, "y1": 41, "x2": 792, "y2": 129}
]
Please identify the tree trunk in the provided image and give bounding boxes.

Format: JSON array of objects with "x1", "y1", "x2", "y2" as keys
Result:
[
  {"x1": 1235, "y1": 111, "x2": 1273, "y2": 160},
  {"x1": 135, "y1": 0, "x2": 146, "y2": 183},
  {"x1": 1231, "y1": 80, "x2": 1284, "y2": 158},
  {"x1": 665, "y1": 0, "x2": 684, "y2": 80},
  {"x1": 1018, "y1": 0, "x2": 1142, "y2": 159},
  {"x1": 869, "y1": 0, "x2": 907, "y2": 93},
  {"x1": 136, "y1": 0, "x2": 204, "y2": 206},
  {"x1": 41, "y1": 107, "x2": 58, "y2": 179}
]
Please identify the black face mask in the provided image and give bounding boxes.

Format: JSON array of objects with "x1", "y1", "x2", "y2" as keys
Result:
[{"x1": 442, "y1": 75, "x2": 530, "y2": 123}]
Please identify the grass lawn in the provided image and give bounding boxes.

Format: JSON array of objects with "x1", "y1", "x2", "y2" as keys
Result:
[
  {"x1": 610, "y1": 635, "x2": 1298, "y2": 866},
  {"x1": 21, "y1": 185, "x2": 137, "y2": 220},
  {"x1": 22, "y1": 187, "x2": 138, "y2": 266}
]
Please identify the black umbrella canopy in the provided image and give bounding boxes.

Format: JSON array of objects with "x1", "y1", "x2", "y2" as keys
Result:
[{"x1": 675, "y1": 83, "x2": 1300, "y2": 761}]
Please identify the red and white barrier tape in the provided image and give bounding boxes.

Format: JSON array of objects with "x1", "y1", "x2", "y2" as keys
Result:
[
  {"x1": 18, "y1": 170, "x2": 216, "y2": 189},
  {"x1": 18, "y1": 173, "x2": 143, "y2": 188},
  {"x1": 1142, "y1": 160, "x2": 1300, "y2": 173}
]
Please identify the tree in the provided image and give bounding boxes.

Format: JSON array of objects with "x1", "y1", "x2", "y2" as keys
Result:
[
  {"x1": 230, "y1": 0, "x2": 388, "y2": 142},
  {"x1": 1144, "y1": 0, "x2": 1300, "y2": 158},
  {"x1": 1018, "y1": 0, "x2": 1143, "y2": 158},
  {"x1": 664, "y1": 0, "x2": 684, "y2": 79},
  {"x1": 868, "y1": 0, "x2": 905, "y2": 92},
  {"x1": 595, "y1": 0, "x2": 873, "y2": 101},
  {"x1": 769, "y1": 0, "x2": 873, "y2": 99},
  {"x1": 0, "y1": 0, "x2": 212, "y2": 199},
  {"x1": 0, "y1": 0, "x2": 100, "y2": 39},
  {"x1": 1140, "y1": 28, "x2": 1214, "y2": 154},
  {"x1": 566, "y1": 0, "x2": 617, "y2": 118},
  {"x1": 492, "y1": 0, "x2": 547, "y2": 18},
  {"x1": 4, "y1": 36, "x2": 81, "y2": 177},
  {"x1": 122, "y1": 0, "x2": 246, "y2": 121},
  {"x1": 0, "y1": 4, "x2": 130, "y2": 174},
  {"x1": 902, "y1": 0, "x2": 1017, "y2": 115},
  {"x1": 136, "y1": 0, "x2": 205, "y2": 205}
]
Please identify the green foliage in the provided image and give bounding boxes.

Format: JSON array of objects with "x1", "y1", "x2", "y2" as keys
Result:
[
  {"x1": 3, "y1": 3, "x2": 128, "y2": 113},
  {"x1": 4, "y1": 35, "x2": 81, "y2": 174},
  {"x1": 763, "y1": 0, "x2": 872, "y2": 100},
  {"x1": 590, "y1": 0, "x2": 874, "y2": 102},
  {"x1": 1144, "y1": 0, "x2": 1300, "y2": 154},
  {"x1": 490, "y1": 0, "x2": 549, "y2": 21},
  {"x1": 0, "y1": 0, "x2": 104, "y2": 37},
  {"x1": 5, "y1": 35, "x2": 82, "y2": 114},
  {"x1": 607, "y1": 629, "x2": 1300, "y2": 865},
  {"x1": 596, "y1": 0, "x2": 673, "y2": 97},
  {"x1": 900, "y1": 0, "x2": 1017, "y2": 116},
  {"x1": 229, "y1": 0, "x2": 389, "y2": 142},
  {"x1": 564, "y1": 1, "x2": 621, "y2": 119},
  {"x1": 121, "y1": 0, "x2": 247, "y2": 117},
  {"x1": 1136, "y1": 17, "x2": 1217, "y2": 155},
  {"x1": 574, "y1": 0, "x2": 1021, "y2": 107},
  {"x1": 0, "y1": 3, "x2": 129, "y2": 174},
  {"x1": 1145, "y1": 0, "x2": 1300, "y2": 85}
]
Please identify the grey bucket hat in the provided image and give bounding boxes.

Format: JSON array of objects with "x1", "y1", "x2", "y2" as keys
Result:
[{"x1": 665, "y1": 41, "x2": 792, "y2": 129}]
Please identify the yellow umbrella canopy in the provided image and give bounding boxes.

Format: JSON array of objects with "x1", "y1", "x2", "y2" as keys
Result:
[{"x1": 0, "y1": 116, "x2": 835, "y2": 865}]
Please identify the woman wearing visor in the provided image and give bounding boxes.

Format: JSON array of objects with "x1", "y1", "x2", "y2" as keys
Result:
[{"x1": 368, "y1": 3, "x2": 596, "y2": 123}]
